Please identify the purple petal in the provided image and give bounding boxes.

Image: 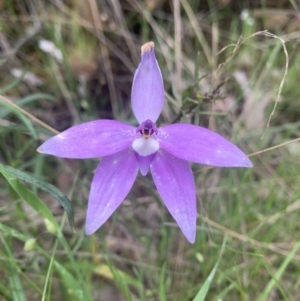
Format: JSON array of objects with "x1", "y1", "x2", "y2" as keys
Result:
[
  {"x1": 157, "y1": 124, "x2": 253, "y2": 167},
  {"x1": 85, "y1": 148, "x2": 139, "y2": 235},
  {"x1": 135, "y1": 153, "x2": 156, "y2": 176},
  {"x1": 38, "y1": 120, "x2": 136, "y2": 158},
  {"x1": 131, "y1": 42, "x2": 164, "y2": 124},
  {"x1": 150, "y1": 149, "x2": 197, "y2": 243}
]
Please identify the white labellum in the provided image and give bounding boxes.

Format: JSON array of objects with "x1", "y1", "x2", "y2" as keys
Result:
[{"x1": 132, "y1": 137, "x2": 159, "y2": 156}]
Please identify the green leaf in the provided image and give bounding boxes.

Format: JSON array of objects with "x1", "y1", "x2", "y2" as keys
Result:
[
  {"x1": 1, "y1": 164, "x2": 74, "y2": 230},
  {"x1": 193, "y1": 236, "x2": 227, "y2": 301},
  {"x1": 0, "y1": 164, "x2": 60, "y2": 232}
]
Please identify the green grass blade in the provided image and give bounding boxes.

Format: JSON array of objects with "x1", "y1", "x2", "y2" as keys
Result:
[
  {"x1": 3, "y1": 164, "x2": 74, "y2": 230},
  {"x1": 0, "y1": 280, "x2": 12, "y2": 300},
  {"x1": 0, "y1": 225, "x2": 44, "y2": 297},
  {"x1": 41, "y1": 239, "x2": 57, "y2": 301},
  {"x1": 41, "y1": 214, "x2": 65, "y2": 301},
  {"x1": 0, "y1": 69, "x2": 26, "y2": 94},
  {"x1": 53, "y1": 260, "x2": 94, "y2": 301},
  {"x1": 193, "y1": 236, "x2": 227, "y2": 301},
  {"x1": 159, "y1": 262, "x2": 167, "y2": 301},
  {"x1": 256, "y1": 239, "x2": 300, "y2": 301},
  {"x1": 0, "y1": 233, "x2": 27, "y2": 301},
  {"x1": 106, "y1": 260, "x2": 134, "y2": 301}
]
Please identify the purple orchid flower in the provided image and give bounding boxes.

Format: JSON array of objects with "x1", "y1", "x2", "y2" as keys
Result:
[{"x1": 38, "y1": 42, "x2": 252, "y2": 243}]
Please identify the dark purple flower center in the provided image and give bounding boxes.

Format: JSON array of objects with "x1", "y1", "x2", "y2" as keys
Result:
[{"x1": 137, "y1": 119, "x2": 158, "y2": 139}]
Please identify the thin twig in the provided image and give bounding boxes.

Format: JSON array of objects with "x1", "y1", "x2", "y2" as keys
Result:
[
  {"x1": 174, "y1": 0, "x2": 182, "y2": 98},
  {"x1": 0, "y1": 95, "x2": 59, "y2": 134},
  {"x1": 217, "y1": 30, "x2": 289, "y2": 137},
  {"x1": 199, "y1": 214, "x2": 300, "y2": 260},
  {"x1": 247, "y1": 137, "x2": 300, "y2": 157}
]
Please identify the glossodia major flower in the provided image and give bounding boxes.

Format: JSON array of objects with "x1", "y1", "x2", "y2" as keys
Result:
[{"x1": 38, "y1": 42, "x2": 252, "y2": 243}]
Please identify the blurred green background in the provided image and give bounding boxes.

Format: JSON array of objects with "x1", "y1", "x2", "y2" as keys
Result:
[{"x1": 1, "y1": 0, "x2": 300, "y2": 300}]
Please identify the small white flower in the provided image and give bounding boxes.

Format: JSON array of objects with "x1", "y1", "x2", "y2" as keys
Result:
[
  {"x1": 240, "y1": 9, "x2": 255, "y2": 26},
  {"x1": 38, "y1": 39, "x2": 63, "y2": 62},
  {"x1": 11, "y1": 68, "x2": 44, "y2": 86}
]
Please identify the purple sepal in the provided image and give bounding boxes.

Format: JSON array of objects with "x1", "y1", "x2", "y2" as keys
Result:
[
  {"x1": 135, "y1": 152, "x2": 156, "y2": 176},
  {"x1": 85, "y1": 148, "x2": 139, "y2": 235},
  {"x1": 157, "y1": 123, "x2": 253, "y2": 167},
  {"x1": 38, "y1": 120, "x2": 136, "y2": 159},
  {"x1": 131, "y1": 42, "x2": 164, "y2": 124},
  {"x1": 150, "y1": 149, "x2": 197, "y2": 243}
]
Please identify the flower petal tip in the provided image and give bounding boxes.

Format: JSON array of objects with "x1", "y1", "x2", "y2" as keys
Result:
[
  {"x1": 141, "y1": 41, "x2": 154, "y2": 55},
  {"x1": 247, "y1": 161, "x2": 253, "y2": 168},
  {"x1": 183, "y1": 229, "x2": 196, "y2": 243},
  {"x1": 37, "y1": 147, "x2": 43, "y2": 153},
  {"x1": 182, "y1": 225, "x2": 196, "y2": 244},
  {"x1": 243, "y1": 157, "x2": 253, "y2": 168},
  {"x1": 85, "y1": 226, "x2": 96, "y2": 236},
  {"x1": 187, "y1": 235, "x2": 196, "y2": 244}
]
